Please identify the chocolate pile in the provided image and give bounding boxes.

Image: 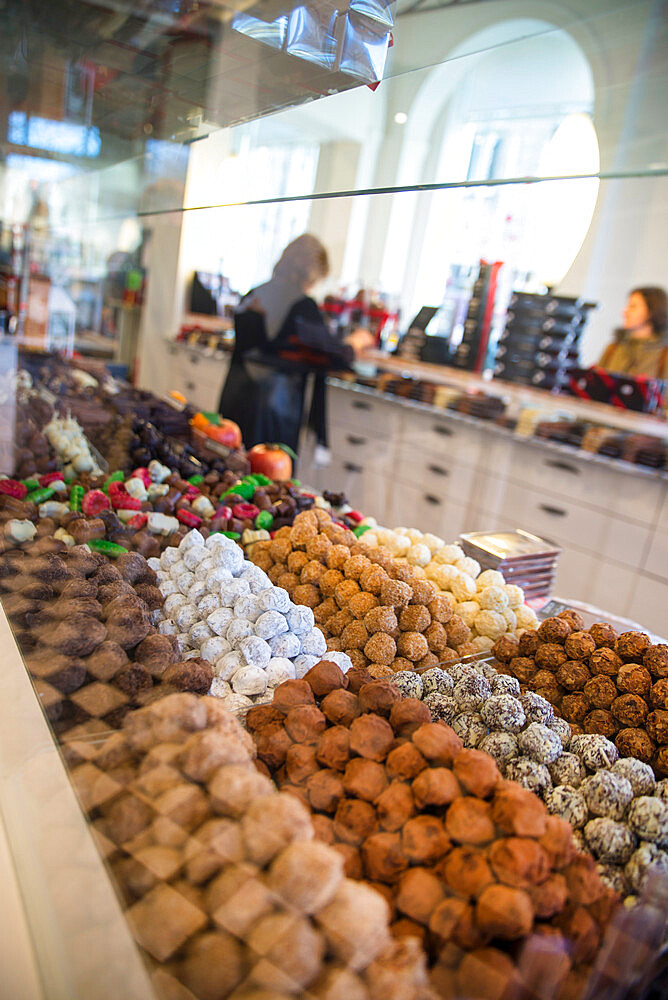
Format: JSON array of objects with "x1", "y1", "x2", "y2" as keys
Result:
[
  {"x1": 248, "y1": 661, "x2": 619, "y2": 997},
  {"x1": 493, "y1": 613, "x2": 668, "y2": 776},
  {"x1": 72, "y1": 691, "x2": 430, "y2": 1000}
]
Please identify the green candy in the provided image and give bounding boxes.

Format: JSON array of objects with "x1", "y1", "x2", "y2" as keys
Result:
[
  {"x1": 220, "y1": 530, "x2": 241, "y2": 540},
  {"x1": 69, "y1": 484, "x2": 85, "y2": 511},
  {"x1": 289, "y1": 479, "x2": 301, "y2": 487},
  {"x1": 251, "y1": 473, "x2": 272, "y2": 486},
  {"x1": 21, "y1": 479, "x2": 40, "y2": 490},
  {"x1": 225, "y1": 481, "x2": 254, "y2": 500},
  {"x1": 255, "y1": 510, "x2": 274, "y2": 530},
  {"x1": 26, "y1": 486, "x2": 55, "y2": 504},
  {"x1": 89, "y1": 539, "x2": 128, "y2": 557},
  {"x1": 188, "y1": 474, "x2": 204, "y2": 485},
  {"x1": 353, "y1": 524, "x2": 372, "y2": 538}
]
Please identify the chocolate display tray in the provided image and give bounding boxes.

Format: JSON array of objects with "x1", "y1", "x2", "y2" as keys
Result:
[{"x1": 461, "y1": 529, "x2": 561, "y2": 562}]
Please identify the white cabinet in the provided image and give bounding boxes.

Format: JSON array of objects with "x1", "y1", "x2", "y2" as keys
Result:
[
  {"x1": 310, "y1": 380, "x2": 668, "y2": 635},
  {"x1": 165, "y1": 344, "x2": 230, "y2": 412}
]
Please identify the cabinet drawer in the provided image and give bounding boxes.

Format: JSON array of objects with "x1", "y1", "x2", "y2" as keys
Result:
[
  {"x1": 329, "y1": 423, "x2": 394, "y2": 469},
  {"x1": 394, "y1": 443, "x2": 479, "y2": 506},
  {"x1": 320, "y1": 460, "x2": 391, "y2": 523},
  {"x1": 643, "y1": 527, "x2": 668, "y2": 582},
  {"x1": 654, "y1": 485, "x2": 668, "y2": 534},
  {"x1": 328, "y1": 387, "x2": 399, "y2": 439},
  {"x1": 387, "y1": 482, "x2": 482, "y2": 539},
  {"x1": 489, "y1": 480, "x2": 651, "y2": 568},
  {"x1": 398, "y1": 410, "x2": 485, "y2": 468}
]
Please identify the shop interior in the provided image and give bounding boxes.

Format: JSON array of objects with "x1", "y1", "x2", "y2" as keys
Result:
[{"x1": 0, "y1": 1, "x2": 667, "y2": 997}]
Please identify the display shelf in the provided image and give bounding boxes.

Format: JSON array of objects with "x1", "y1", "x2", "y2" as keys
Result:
[
  {"x1": 364, "y1": 351, "x2": 668, "y2": 440},
  {"x1": 328, "y1": 374, "x2": 668, "y2": 483}
]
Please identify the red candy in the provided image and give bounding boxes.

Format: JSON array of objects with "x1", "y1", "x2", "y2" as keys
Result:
[
  {"x1": 131, "y1": 467, "x2": 151, "y2": 488},
  {"x1": 81, "y1": 489, "x2": 111, "y2": 516},
  {"x1": 38, "y1": 472, "x2": 65, "y2": 487},
  {"x1": 128, "y1": 513, "x2": 148, "y2": 530},
  {"x1": 177, "y1": 509, "x2": 203, "y2": 528},
  {"x1": 184, "y1": 485, "x2": 200, "y2": 499},
  {"x1": 232, "y1": 503, "x2": 260, "y2": 521},
  {"x1": 0, "y1": 480, "x2": 27, "y2": 499},
  {"x1": 214, "y1": 505, "x2": 233, "y2": 521},
  {"x1": 109, "y1": 484, "x2": 142, "y2": 511},
  {"x1": 346, "y1": 510, "x2": 364, "y2": 524}
]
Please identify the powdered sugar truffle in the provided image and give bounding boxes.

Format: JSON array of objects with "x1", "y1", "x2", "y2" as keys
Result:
[
  {"x1": 300, "y1": 627, "x2": 327, "y2": 657},
  {"x1": 234, "y1": 594, "x2": 262, "y2": 623},
  {"x1": 158, "y1": 579, "x2": 179, "y2": 597},
  {"x1": 208, "y1": 677, "x2": 232, "y2": 699},
  {"x1": 215, "y1": 650, "x2": 244, "y2": 680},
  {"x1": 163, "y1": 593, "x2": 187, "y2": 617},
  {"x1": 160, "y1": 548, "x2": 180, "y2": 568},
  {"x1": 219, "y1": 579, "x2": 251, "y2": 605},
  {"x1": 158, "y1": 619, "x2": 178, "y2": 636},
  {"x1": 201, "y1": 636, "x2": 232, "y2": 662},
  {"x1": 206, "y1": 566, "x2": 234, "y2": 591},
  {"x1": 286, "y1": 605, "x2": 315, "y2": 635},
  {"x1": 240, "y1": 565, "x2": 272, "y2": 595},
  {"x1": 546, "y1": 786, "x2": 588, "y2": 828},
  {"x1": 265, "y1": 657, "x2": 296, "y2": 687},
  {"x1": 175, "y1": 633, "x2": 190, "y2": 654},
  {"x1": 175, "y1": 571, "x2": 195, "y2": 595},
  {"x1": 255, "y1": 610, "x2": 289, "y2": 640},
  {"x1": 206, "y1": 607, "x2": 234, "y2": 636},
  {"x1": 147, "y1": 557, "x2": 161, "y2": 572},
  {"x1": 238, "y1": 635, "x2": 272, "y2": 669},
  {"x1": 226, "y1": 619, "x2": 255, "y2": 645},
  {"x1": 232, "y1": 664, "x2": 268, "y2": 696},
  {"x1": 190, "y1": 621, "x2": 214, "y2": 646},
  {"x1": 180, "y1": 529, "x2": 204, "y2": 550},
  {"x1": 268, "y1": 632, "x2": 301, "y2": 659},
  {"x1": 198, "y1": 594, "x2": 220, "y2": 618},
  {"x1": 220, "y1": 693, "x2": 254, "y2": 716},
  {"x1": 209, "y1": 542, "x2": 244, "y2": 574},
  {"x1": 188, "y1": 580, "x2": 207, "y2": 603},
  {"x1": 319, "y1": 650, "x2": 353, "y2": 674},
  {"x1": 258, "y1": 587, "x2": 291, "y2": 614},
  {"x1": 182, "y1": 547, "x2": 203, "y2": 571},
  {"x1": 293, "y1": 654, "x2": 318, "y2": 678},
  {"x1": 175, "y1": 604, "x2": 198, "y2": 630}
]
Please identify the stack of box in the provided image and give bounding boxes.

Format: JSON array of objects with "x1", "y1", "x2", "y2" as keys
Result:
[
  {"x1": 493, "y1": 292, "x2": 595, "y2": 391},
  {"x1": 451, "y1": 261, "x2": 502, "y2": 372},
  {"x1": 460, "y1": 528, "x2": 561, "y2": 602}
]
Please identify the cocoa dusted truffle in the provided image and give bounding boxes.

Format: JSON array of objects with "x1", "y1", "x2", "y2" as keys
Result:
[
  {"x1": 590, "y1": 647, "x2": 622, "y2": 677},
  {"x1": 647, "y1": 708, "x2": 668, "y2": 745},
  {"x1": 564, "y1": 631, "x2": 597, "y2": 661},
  {"x1": 163, "y1": 658, "x2": 214, "y2": 695},
  {"x1": 305, "y1": 660, "x2": 347, "y2": 697},
  {"x1": 584, "y1": 710, "x2": 618, "y2": 740},
  {"x1": 615, "y1": 727, "x2": 655, "y2": 764},
  {"x1": 583, "y1": 675, "x2": 617, "y2": 710},
  {"x1": 321, "y1": 689, "x2": 360, "y2": 727},
  {"x1": 589, "y1": 622, "x2": 618, "y2": 649},
  {"x1": 561, "y1": 693, "x2": 590, "y2": 725},
  {"x1": 492, "y1": 635, "x2": 519, "y2": 663},
  {"x1": 617, "y1": 663, "x2": 652, "y2": 698},
  {"x1": 616, "y1": 631, "x2": 651, "y2": 663},
  {"x1": 611, "y1": 693, "x2": 648, "y2": 728},
  {"x1": 534, "y1": 644, "x2": 568, "y2": 671},
  {"x1": 644, "y1": 644, "x2": 668, "y2": 679},
  {"x1": 518, "y1": 631, "x2": 540, "y2": 657},
  {"x1": 537, "y1": 618, "x2": 571, "y2": 644},
  {"x1": 348, "y1": 714, "x2": 394, "y2": 761},
  {"x1": 556, "y1": 660, "x2": 591, "y2": 692}
]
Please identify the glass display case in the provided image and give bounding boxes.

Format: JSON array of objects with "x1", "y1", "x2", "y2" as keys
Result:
[{"x1": 1, "y1": 2, "x2": 667, "y2": 998}]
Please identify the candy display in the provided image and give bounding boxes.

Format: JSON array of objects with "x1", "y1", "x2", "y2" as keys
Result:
[
  {"x1": 357, "y1": 523, "x2": 539, "y2": 654},
  {"x1": 153, "y1": 527, "x2": 353, "y2": 715},
  {"x1": 248, "y1": 662, "x2": 619, "y2": 995},
  {"x1": 492, "y1": 613, "x2": 668, "y2": 776},
  {"x1": 71, "y1": 691, "x2": 430, "y2": 1000}
]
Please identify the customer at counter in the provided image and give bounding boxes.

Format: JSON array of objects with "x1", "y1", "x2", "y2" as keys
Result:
[
  {"x1": 599, "y1": 286, "x2": 668, "y2": 379},
  {"x1": 218, "y1": 234, "x2": 374, "y2": 453}
]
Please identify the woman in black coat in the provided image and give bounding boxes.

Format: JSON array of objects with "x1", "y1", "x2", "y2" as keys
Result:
[{"x1": 218, "y1": 234, "x2": 373, "y2": 453}]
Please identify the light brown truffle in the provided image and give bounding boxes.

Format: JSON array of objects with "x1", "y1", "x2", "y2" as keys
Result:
[
  {"x1": 333, "y1": 797, "x2": 377, "y2": 845},
  {"x1": 321, "y1": 689, "x2": 360, "y2": 727},
  {"x1": 348, "y1": 714, "x2": 395, "y2": 761},
  {"x1": 268, "y1": 840, "x2": 343, "y2": 913},
  {"x1": 376, "y1": 781, "x2": 416, "y2": 832},
  {"x1": 445, "y1": 798, "x2": 494, "y2": 845},
  {"x1": 308, "y1": 769, "x2": 345, "y2": 814},
  {"x1": 453, "y1": 749, "x2": 500, "y2": 799},
  {"x1": 476, "y1": 884, "x2": 533, "y2": 939},
  {"x1": 316, "y1": 727, "x2": 351, "y2": 772},
  {"x1": 361, "y1": 832, "x2": 408, "y2": 884},
  {"x1": 412, "y1": 723, "x2": 463, "y2": 766},
  {"x1": 358, "y1": 680, "x2": 401, "y2": 717},
  {"x1": 364, "y1": 633, "x2": 397, "y2": 666},
  {"x1": 395, "y1": 867, "x2": 445, "y2": 926}
]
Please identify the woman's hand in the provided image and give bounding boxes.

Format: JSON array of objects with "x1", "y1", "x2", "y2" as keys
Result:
[{"x1": 345, "y1": 327, "x2": 375, "y2": 357}]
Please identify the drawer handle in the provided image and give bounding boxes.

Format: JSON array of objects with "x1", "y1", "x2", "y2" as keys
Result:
[
  {"x1": 168, "y1": 345, "x2": 177, "y2": 355},
  {"x1": 352, "y1": 400, "x2": 371, "y2": 410},
  {"x1": 545, "y1": 458, "x2": 580, "y2": 474},
  {"x1": 428, "y1": 464, "x2": 449, "y2": 477},
  {"x1": 432, "y1": 425, "x2": 453, "y2": 436},
  {"x1": 186, "y1": 381, "x2": 196, "y2": 391},
  {"x1": 424, "y1": 494, "x2": 442, "y2": 506},
  {"x1": 539, "y1": 503, "x2": 567, "y2": 517},
  {"x1": 344, "y1": 462, "x2": 363, "y2": 474},
  {"x1": 345, "y1": 434, "x2": 367, "y2": 446},
  {"x1": 190, "y1": 354, "x2": 199, "y2": 364}
]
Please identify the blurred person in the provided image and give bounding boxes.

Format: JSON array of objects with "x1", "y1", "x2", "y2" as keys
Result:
[
  {"x1": 218, "y1": 234, "x2": 374, "y2": 453},
  {"x1": 598, "y1": 286, "x2": 668, "y2": 379}
]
